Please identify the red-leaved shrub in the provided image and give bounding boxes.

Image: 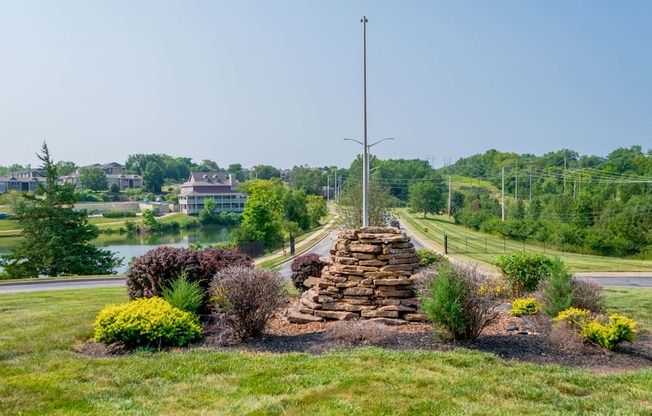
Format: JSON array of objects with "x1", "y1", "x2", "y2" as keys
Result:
[
  {"x1": 290, "y1": 253, "x2": 326, "y2": 289},
  {"x1": 126, "y1": 246, "x2": 253, "y2": 304}
]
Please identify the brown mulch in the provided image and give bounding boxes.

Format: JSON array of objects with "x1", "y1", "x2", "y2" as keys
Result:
[{"x1": 76, "y1": 298, "x2": 652, "y2": 374}]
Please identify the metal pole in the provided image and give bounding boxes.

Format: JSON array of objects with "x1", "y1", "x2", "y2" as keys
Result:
[
  {"x1": 501, "y1": 166, "x2": 505, "y2": 221},
  {"x1": 327, "y1": 175, "x2": 330, "y2": 202},
  {"x1": 447, "y1": 175, "x2": 451, "y2": 218},
  {"x1": 362, "y1": 16, "x2": 369, "y2": 227}
]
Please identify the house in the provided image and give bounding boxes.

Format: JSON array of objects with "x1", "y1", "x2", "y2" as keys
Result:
[
  {"x1": 77, "y1": 162, "x2": 125, "y2": 175},
  {"x1": 178, "y1": 172, "x2": 247, "y2": 215},
  {"x1": 106, "y1": 174, "x2": 142, "y2": 191},
  {"x1": 59, "y1": 163, "x2": 141, "y2": 191},
  {"x1": 0, "y1": 170, "x2": 44, "y2": 193}
]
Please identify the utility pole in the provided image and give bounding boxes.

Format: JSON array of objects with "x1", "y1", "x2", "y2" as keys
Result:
[
  {"x1": 529, "y1": 164, "x2": 532, "y2": 202},
  {"x1": 361, "y1": 15, "x2": 369, "y2": 227},
  {"x1": 448, "y1": 175, "x2": 451, "y2": 218},
  {"x1": 501, "y1": 166, "x2": 505, "y2": 221},
  {"x1": 515, "y1": 165, "x2": 518, "y2": 202},
  {"x1": 327, "y1": 175, "x2": 330, "y2": 202},
  {"x1": 563, "y1": 156, "x2": 567, "y2": 195},
  {"x1": 334, "y1": 171, "x2": 337, "y2": 199}
]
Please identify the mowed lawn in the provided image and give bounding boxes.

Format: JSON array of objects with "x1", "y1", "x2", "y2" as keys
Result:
[
  {"x1": 0, "y1": 287, "x2": 651, "y2": 415},
  {"x1": 400, "y1": 210, "x2": 652, "y2": 273}
]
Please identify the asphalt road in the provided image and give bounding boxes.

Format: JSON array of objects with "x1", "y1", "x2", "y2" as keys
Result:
[{"x1": 1, "y1": 226, "x2": 651, "y2": 293}]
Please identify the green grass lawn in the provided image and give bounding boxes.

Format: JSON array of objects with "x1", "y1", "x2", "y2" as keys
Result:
[
  {"x1": 400, "y1": 209, "x2": 652, "y2": 273},
  {"x1": 0, "y1": 287, "x2": 650, "y2": 415}
]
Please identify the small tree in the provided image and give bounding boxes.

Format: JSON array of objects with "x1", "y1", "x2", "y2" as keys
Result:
[
  {"x1": 79, "y1": 167, "x2": 108, "y2": 191},
  {"x1": 408, "y1": 181, "x2": 444, "y2": 219},
  {"x1": 538, "y1": 257, "x2": 573, "y2": 317},
  {"x1": 0, "y1": 143, "x2": 120, "y2": 278},
  {"x1": 336, "y1": 180, "x2": 393, "y2": 228},
  {"x1": 240, "y1": 180, "x2": 284, "y2": 249},
  {"x1": 307, "y1": 195, "x2": 328, "y2": 228},
  {"x1": 109, "y1": 182, "x2": 120, "y2": 193},
  {"x1": 143, "y1": 161, "x2": 164, "y2": 193}
]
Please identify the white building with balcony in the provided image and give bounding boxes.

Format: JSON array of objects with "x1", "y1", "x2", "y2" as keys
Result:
[{"x1": 177, "y1": 172, "x2": 246, "y2": 215}]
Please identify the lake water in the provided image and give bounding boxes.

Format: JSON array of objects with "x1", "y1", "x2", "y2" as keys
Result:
[{"x1": 0, "y1": 226, "x2": 235, "y2": 274}]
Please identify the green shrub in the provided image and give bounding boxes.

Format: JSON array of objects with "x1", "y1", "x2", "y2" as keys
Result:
[
  {"x1": 494, "y1": 252, "x2": 553, "y2": 296},
  {"x1": 417, "y1": 249, "x2": 449, "y2": 268},
  {"x1": 510, "y1": 298, "x2": 540, "y2": 316},
  {"x1": 94, "y1": 297, "x2": 202, "y2": 348},
  {"x1": 581, "y1": 314, "x2": 637, "y2": 350},
  {"x1": 210, "y1": 266, "x2": 286, "y2": 340},
  {"x1": 419, "y1": 264, "x2": 500, "y2": 341},
  {"x1": 102, "y1": 210, "x2": 137, "y2": 218},
  {"x1": 161, "y1": 272, "x2": 205, "y2": 314},
  {"x1": 538, "y1": 257, "x2": 573, "y2": 317}
]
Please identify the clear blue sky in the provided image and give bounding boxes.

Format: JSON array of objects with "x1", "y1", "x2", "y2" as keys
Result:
[{"x1": 2, "y1": 1, "x2": 651, "y2": 170}]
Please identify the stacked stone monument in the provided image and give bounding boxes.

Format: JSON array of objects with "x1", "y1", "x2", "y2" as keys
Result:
[{"x1": 291, "y1": 226, "x2": 427, "y2": 323}]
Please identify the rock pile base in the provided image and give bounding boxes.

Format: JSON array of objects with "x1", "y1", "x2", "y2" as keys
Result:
[{"x1": 290, "y1": 227, "x2": 428, "y2": 324}]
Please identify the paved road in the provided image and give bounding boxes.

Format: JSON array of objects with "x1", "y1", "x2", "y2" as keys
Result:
[
  {"x1": 278, "y1": 229, "x2": 340, "y2": 278},
  {"x1": 1, "y1": 226, "x2": 650, "y2": 293},
  {"x1": 0, "y1": 277, "x2": 125, "y2": 293}
]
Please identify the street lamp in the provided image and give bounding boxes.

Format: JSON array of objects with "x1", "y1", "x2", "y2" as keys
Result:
[{"x1": 343, "y1": 137, "x2": 395, "y2": 226}]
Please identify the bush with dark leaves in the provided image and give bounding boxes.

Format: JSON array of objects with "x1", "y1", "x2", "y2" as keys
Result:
[
  {"x1": 210, "y1": 266, "x2": 287, "y2": 340},
  {"x1": 126, "y1": 246, "x2": 253, "y2": 305},
  {"x1": 290, "y1": 253, "x2": 326, "y2": 289}
]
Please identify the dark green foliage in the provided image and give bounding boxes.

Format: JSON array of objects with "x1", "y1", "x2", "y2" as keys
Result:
[
  {"x1": 0, "y1": 143, "x2": 120, "y2": 278},
  {"x1": 537, "y1": 257, "x2": 573, "y2": 317},
  {"x1": 125, "y1": 246, "x2": 253, "y2": 304},
  {"x1": 290, "y1": 253, "x2": 326, "y2": 289},
  {"x1": 210, "y1": 266, "x2": 287, "y2": 340},
  {"x1": 444, "y1": 146, "x2": 652, "y2": 259},
  {"x1": 161, "y1": 272, "x2": 205, "y2": 314},
  {"x1": 102, "y1": 210, "x2": 137, "y2": 218},
  {"x1": 143, "y1": 161, "x2": 164, "y2": 192},
  {"x1": 419, "y1": 264, "x2": 500, "y2": 341},
  {"x1": 494, "y1": 252, "x2": 553, "y2": 296},
  {"x1": 109, "y1": 182, "x2": 120, "y2": 193},
  {"x1": 408, "y1": 181, "x2": 445, "y2": 218},
  {"x1": 416, "y1": 249, "x2": 449, "y2": 268},
  {"x1": 79, "y1": 167, "x2": 108, "y2": 191}
]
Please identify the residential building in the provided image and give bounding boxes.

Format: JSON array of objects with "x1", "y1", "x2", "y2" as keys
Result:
[
  {"x1": 0, "y1": 170, "x2": 44, "y2": 193},
  {"x1": 59, "y1": 163, "x2": 141, "y2": 191},
  {"x1": 178, "y1": 172, "x2": 246, "y2": 215},
  {"x1": 77, "y1": 162, "x2": 125, "y2": 175},
  {"x1": 106, "y1": 174, "x2": 142, "y2": 191}
]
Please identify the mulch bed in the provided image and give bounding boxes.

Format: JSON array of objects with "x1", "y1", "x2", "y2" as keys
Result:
[{"x1": 76, "y1": 298, "x2": 652, "y2": 374}]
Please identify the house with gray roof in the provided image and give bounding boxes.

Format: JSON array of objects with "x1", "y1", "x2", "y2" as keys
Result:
[
  {"x1": 0, "y1": 170, "x2": 44, "y2": 193},
  {"x1": 178, "y1": 172, "x2": 246, "y2": 215}
]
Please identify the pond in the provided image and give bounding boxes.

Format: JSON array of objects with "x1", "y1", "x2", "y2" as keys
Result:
[{"x1": 0, "y1": 226, "x2": 235, "y2": 274}]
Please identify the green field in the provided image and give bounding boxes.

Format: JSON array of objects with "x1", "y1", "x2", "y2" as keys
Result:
[
  {"x1": 400, "y1": 209, "x2": 652, "y2": 273},
  {"x1": 0, "y1": 287, "x2": 650, "y2": 415}
]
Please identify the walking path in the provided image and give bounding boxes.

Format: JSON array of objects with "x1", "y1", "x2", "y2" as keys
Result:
[{"x1": 254, "y1": 217, "x2": 338, "y2": 266}]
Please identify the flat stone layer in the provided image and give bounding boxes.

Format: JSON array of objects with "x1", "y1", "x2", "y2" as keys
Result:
[{"x1": 297, "y1": 226, "x2": 427, "y2": 323}]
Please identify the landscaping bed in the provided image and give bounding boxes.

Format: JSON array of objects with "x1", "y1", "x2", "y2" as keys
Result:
[{"x1": 77, "y1": 297, "x2": 652, "y2": 374}]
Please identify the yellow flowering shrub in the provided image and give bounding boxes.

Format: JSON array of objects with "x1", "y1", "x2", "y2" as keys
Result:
[{"x1": 94, "y1": 297, "x2": 202, "y2": 348}]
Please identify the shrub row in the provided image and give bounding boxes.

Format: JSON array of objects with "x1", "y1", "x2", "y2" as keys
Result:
[{"x1": 101, "y1": 210, "x2": 137, "y2": 218}]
